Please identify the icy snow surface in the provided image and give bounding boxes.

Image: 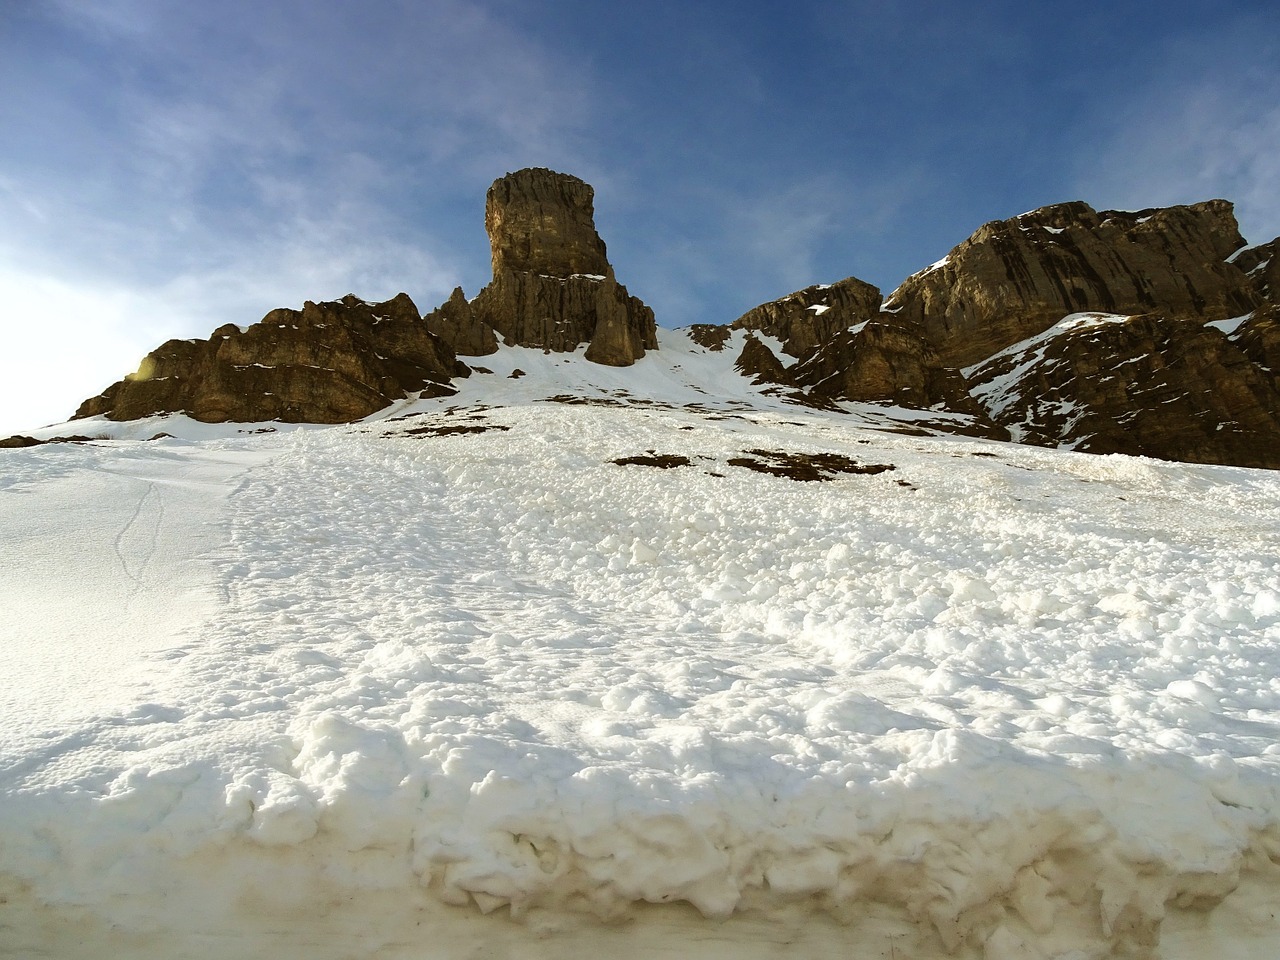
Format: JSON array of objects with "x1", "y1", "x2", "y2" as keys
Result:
[{"x1": 3, "y1": 330, "x2": 1280, "y2": 959}]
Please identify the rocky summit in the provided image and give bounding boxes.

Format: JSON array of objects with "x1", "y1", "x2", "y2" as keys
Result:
[
  {"x1": 427, "y1": 167, "x2": 658, "y2": 367},
  {"x1": 66, "y1": 171, "x2": 1280, "y2": 469},
  {"x1": 883, "y1": 200, "x2": 1261, "y2": 368}
]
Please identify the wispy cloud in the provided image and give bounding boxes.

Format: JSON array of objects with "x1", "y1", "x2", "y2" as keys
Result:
[
  {"x1": 1073, "y1": 32, "x2": 1280, "y2": 246},
  {"x1": 0, "y1": 0, "x2": 604, "y2": 431}
]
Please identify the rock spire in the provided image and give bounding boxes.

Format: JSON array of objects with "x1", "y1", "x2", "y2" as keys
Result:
[{"x1": 427, "y1": 168, "x2": 658, "y2": 367}]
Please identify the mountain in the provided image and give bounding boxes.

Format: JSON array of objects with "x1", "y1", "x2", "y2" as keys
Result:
[
  {"x1": 60, "y1": 169, "x2": 1279, "y2": 470},
  {"x1": 729, "y1": 199, "x2": 1280, "y2": 468},
  {"x1": 7, "y1": 171, "x2": 1280, "y2": 957}
]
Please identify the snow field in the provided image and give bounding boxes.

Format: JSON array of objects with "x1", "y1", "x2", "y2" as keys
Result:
[{"x1": 3, "y1": 340, "x2": 1280, "y2": 958}]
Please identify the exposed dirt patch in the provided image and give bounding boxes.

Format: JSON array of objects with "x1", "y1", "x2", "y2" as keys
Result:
[
  {"x1": 543, "y1": 394, "x2": 625, "y2": 407},
  {"x1": 508, "y1": 369, "x2": 526, "y2": 379},
  {"x1": 393, "y1": 423, "x2": 511, "y2": 438},
  {"x1": 611, "y1": 453, "x2": 693, "y2": 469},
  {"x1": 727, "y1": 449, "x2": 895, "y2": 482},
  {"x1": 1, "y1": 434, "x2": 98, "y2": 448}
]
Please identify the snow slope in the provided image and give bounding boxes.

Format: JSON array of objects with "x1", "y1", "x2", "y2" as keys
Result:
[{"x1": 3, "y1": 332, "x2": 1280, "y2": 959}]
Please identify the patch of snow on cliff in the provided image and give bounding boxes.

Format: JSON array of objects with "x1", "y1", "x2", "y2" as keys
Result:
[
  {"x1": 965, "y1": 312, "x2": 1130, "y2": 420},
  {"x1": 1207, "y1": 313, "x2": 1254, "y2": 335}
]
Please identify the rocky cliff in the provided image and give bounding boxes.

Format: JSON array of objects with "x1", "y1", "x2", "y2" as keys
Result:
[
  {"x1": 76, "y1": 294, "x2": 467, "y2": 424},
  {"x1": 885, "y1": 200, "x2": 1261, "y2": 368},
  {"x1": 728, "y1": 274, "x2": 1001, "y2": 433},
  {"x1": 428, "y1": 168, "x2": 658, "y2": 367},
  {"x1": 731, "y1": 276, "x2": 882, "y2": 358},
  {"x1": 1233, "y1": 237, "x2": 1280, "y2": 303},
  {"x1": 719, "y1": 197, "x2": 1280, "y2": 467},
  {"x1": 965, "y1": 311, "x2": 1280, "y2": 468}
]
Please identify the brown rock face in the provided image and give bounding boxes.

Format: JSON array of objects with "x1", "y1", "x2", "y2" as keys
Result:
[
  {"x1": 428, "y1": 168, "x2": 657, "y2": 366},
  {"x1": 425, "y1": 287, "x2": 498, "y2": 357},
  {"x1": 1232, "y1": 304, "x2": 1280, "y2": 374},
  {"x1": 75, "y1": 294, "x2": 469, "y2": 424},
  {"x1": 887, "y1": 200, "x2": 1262, "y2": 368},
  {"x1": 687, "y1": 324, "x2": 732, "y2": 351},
  {"x1": 966, "y1": 312, "x2": 1280, "y2": 468},
  {"x1": 470, "y1": 270, "x2": 655, "y2": 364},
  {"x1": 734, "y1": 333, "x2": 795, "y2": 386},
  {"x1": 485, "y1": 168, "x2": 612, "y2": 278},
  {"x1": 727, "y1": 274, "x2": 1000, "y2": 429},
  {"x1": 1233, "y1": 237, "x2": 1280, "y2": 302},
  {"x1": 731, "y1": 276, "x2": 882, "y2": 358},
  {"x1": 789, "y1": 318, "x2": 1005, "y2": 437}
]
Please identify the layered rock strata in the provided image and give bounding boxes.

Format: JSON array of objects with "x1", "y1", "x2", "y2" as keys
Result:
[
  {"x1": 731, "y1": 276, "x2": 882, "y2": 359},
  {"x1": 966, "y1": 312, "x2": 1280, "y2": 468},
  {"x1": 429, "y1": 168, "x2": 657, "y2": 367},
  {"x1": 729, "y1": 277, "x2": 1000, "y2": 433},
  {"x1": 1232, "y1": 236, "x2": 1280, "y2": 302},
  {"x1": 76, "y1": 294, "x2": 467, "y2": 424},
  {"x1": 886, "y1": 200, "x2": 1262, "y2": 368}
]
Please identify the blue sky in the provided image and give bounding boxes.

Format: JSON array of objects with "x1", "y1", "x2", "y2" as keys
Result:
[{"x1": 2, "y1": 0, "x2": 1278, "y2": 433}]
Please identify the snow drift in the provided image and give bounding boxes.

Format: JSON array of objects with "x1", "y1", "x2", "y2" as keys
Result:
[{"x1": 3, "y1": 333, "x2": 1280, "y2": 959}]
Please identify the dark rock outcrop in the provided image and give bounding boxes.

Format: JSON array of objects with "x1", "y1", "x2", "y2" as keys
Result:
[
  {"x1": 1232, "y1": 237, "x2": 1280, "y2": 303},
  {"x1": 429, "y1": 168, "x2": 657, "y2": 366},
  {"x1": 1, "y1": 435, "x2": 95, "y2": 447},
  {"x1": 886, "y1": 200, "x2": 1263, "y2": 368},
  {"x1": 1231, "y1": 304, "x2": 1280, "y2": 375},
  {"x1": 76, "y1": 294, "x2": 468, "y2": 424},
  {"x1": 966, "y1": 312, "x2": 1280, "y2": 468},
  {"x1": 734, "y1": 334, "x2": 795, "y2": 386},
  {"x1": 687, "y1": 324, "x2": 732, "y2": 351},
  {"x1": 731, "y1": 277, "x2": 882, "y2": 358}
]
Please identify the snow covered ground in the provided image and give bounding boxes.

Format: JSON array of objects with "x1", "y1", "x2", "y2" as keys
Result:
[{"x1": 3, "y1": 331, "x2": 1280, "y2": 959}]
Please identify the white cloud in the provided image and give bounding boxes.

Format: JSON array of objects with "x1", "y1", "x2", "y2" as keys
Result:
[
  {"x1": 1075, "y1": 72, "x2": 1280, "y2": 246},
  {"x1": 0, "y1": 200, "x2": 459, "y2": 435}
]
